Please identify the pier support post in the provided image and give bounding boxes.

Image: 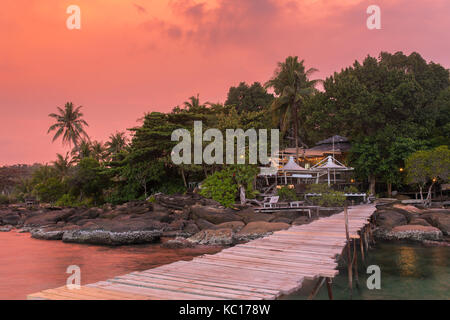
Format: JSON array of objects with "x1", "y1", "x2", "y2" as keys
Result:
[
  {"x1": 353, "y1": 239, "x2": 359, "y2": 288},
  {"x1": 360, "y1": 235, "x2": 365, "y2": 265},
  {"x1": 344, "y1": 206, "x2": 353, "y2": 295},
  {"x1": 326, "y1": 278, "x2": 333, "y2": 300},
  {"x1": 308, "y1": 277, "x2": 326, "y2": 300}
]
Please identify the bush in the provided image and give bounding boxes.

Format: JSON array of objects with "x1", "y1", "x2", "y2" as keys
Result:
[
  {"x1": 310, "y1": 192, "x2": 346, "y2": 207},
  {"x1": 344, "y1": 186, "x2": 360, "y2": 194},
  {"x1": 199, "y1": 170, "x2": 237, "y2": 207},
  {"x1": 306, "y1": 183, "x2": 346, "y2": 207},
  {"x1": 55, "y1": 194, "x2": 78, "y2": 207},
  {"x1": 0, "y1": 194, "x2": 10, "y2": 205},
  {"x1": 277, "y1": 186, "x2": 297, "y2": 201}
]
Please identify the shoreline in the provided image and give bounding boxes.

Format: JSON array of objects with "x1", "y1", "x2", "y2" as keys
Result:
[{"x1": 1, "y1": 194, "x2": 449, "y2": 248}]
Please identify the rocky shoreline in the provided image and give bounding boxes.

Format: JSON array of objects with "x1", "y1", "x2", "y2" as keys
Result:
[
  {"x1": 373, "y1": 201, "x2": 450, "y2": 244},
  {"x1": 0, "y1": 193, "x2": 331, "y2": 247},
  {"x1": 1, "y1": 194, "x2": 449, "y2": 248}
]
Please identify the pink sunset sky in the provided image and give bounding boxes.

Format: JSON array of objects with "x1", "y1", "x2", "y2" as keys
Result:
[{"x1": 0, "y1": 0, "x2": 449, "y2": 165}]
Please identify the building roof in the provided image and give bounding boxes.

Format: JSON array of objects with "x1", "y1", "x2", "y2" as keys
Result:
[
  {"x1": 316, "y1": 135, "x2": 349, "y2": 146},
  {"x1": 280, "y1": 156, "x2": 307, "y2": 171}
]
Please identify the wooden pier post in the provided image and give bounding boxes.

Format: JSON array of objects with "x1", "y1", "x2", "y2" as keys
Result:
[
  {"x1": 344, "y1": 205, "x2": 353, "y2": 294},
  {"x1": 353, "y1": 239, "x2": 359, "y2": 288},
  {"x1": 308, "y1": 277, "x2": 326, "y2": 300},
  {"x1": 360, "y1": 233, "x2": 365, "y2": 265},
  {"x1": 326, "y1": 278, "x2": 333, "y2": 300}
]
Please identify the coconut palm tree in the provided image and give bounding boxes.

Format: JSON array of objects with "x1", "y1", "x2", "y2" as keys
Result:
[
  {"x1": 105, "y1": 131, "x2": 128, "y2": 157},
  {"x1": 183, "y1": 94, "x2": 209, "y2": 112},
  {"x1": 91, "y1": 141, "x2": 107, "y2": 162},
  {"x1": 265, "y1": 57, "x2": 321, "y2": 163},
  {"x1": 48, "y1": 102, "x2": 89, "y2": 147},
  {"x1": 71, "y1": 139, "x2": 93, "y2": 162},
  {"x1": 52, "y1": 153, "x2": 73, "y2": 180}
]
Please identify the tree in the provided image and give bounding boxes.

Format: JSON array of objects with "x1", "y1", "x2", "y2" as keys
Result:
[
  {"x1": 90, "y1": 141, "x2": 107, "y2": 162},
  {"x1": 225, "y1": 82, "x2": 274, "y2": 113},
  {"x1": 265, "y1": 56, "x2": 320, "y2": 163},
  {"x1": 305, "y1": 51, "x2": 449, "y2": 194},
  {"x1": 48, "y1": 102, "x2": 89, "y2": 147},
  {"x1": 406, "y1": 146, "x2": 450, "y2": 205},
  {"x1": 52, "y1": 153, "x2": 73, "y2": 180},
  {"x1": 105, "y1": 131, "x2": 128, "y2": 158},
  {"x1": 68, "y1": 158, "x2": 109, "y2": 204}
]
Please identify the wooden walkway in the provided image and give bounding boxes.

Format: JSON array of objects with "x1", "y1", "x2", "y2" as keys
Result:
[{"x1": 28, "y1": 204, "x2": 376, "y2": 300}]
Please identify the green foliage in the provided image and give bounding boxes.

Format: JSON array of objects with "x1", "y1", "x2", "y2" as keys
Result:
[
  {"x1": 306, "y1": 183, "x2": 331, "y2": 194},
  {"x1": 225, "y1": 82, "x2": 274, "y2": 113},
  {"x1": 344, "y1": 186, "x2": 360, "y2": 194},
  {"x1": 311, "y1": 192, "x2": 346, "y2": 207},
  {"x1": 33, "y1": 177, "x2": 67, "y2": 203},
  {"x1": 406, "y1": 145, "x2": 450, "y2": 186},
  {"x1": 55, "y1": 194, "x2": 78, "y2": 207},
  {"x1": 304, "y1": 51, "x2": 449, "y2": 189},
  {"x1": 306, "y1": 184, "x2": 346, "y2": 207},
  {"x1": 0, "y1": 194, "x2": 11, "y2": 205},
  {"x1": 199, "y1": 169, "x2": 237, "y2": 207},
  {"x1": 277, "y1": 186, "x2": 297, "y2": 201},
  {"x1": 68, "y1": 158, "x2": 109, "y2": 204}
]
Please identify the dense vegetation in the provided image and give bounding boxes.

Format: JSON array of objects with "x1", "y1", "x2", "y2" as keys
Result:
[{"x1": 1, "y1": 51, "x2": 448, "y2": 207}]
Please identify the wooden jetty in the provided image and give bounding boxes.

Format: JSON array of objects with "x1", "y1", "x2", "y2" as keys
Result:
[{"x1": 27, "y1": 204, "x2": 376, "y2": 300}]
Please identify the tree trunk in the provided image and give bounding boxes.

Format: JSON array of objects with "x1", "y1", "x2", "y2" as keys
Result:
[
  {"x1": 240, "y1": 185, "x2": 246, "y2": 205},
  {"x1": 180, "y1": 167, "x2": 187, "y2": 188},
  {"x1": 294, "y1": 104, "x2": 299, "y2": 164},
  {"x1": 369, "y1": 175, "x2": 376, "y2": 195},
  {"x1": 426, "y1": 182, "x2": 435, "y2": 207},
  {"x1": 387, "y1": 182, "x2": 392, "y2": 198},
  {"x1": 419, "y1": 186, "x2": 424, "y2": 202}
]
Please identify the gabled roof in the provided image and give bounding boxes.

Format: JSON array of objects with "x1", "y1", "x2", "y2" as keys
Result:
[{"x1": 316, "y1": 135, "x2": 349, "y2": 146}]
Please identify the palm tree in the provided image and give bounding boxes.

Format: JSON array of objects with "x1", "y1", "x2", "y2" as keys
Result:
[
  {"x1": 91, "y1": 141, "x2": 107, "y2": 162},
  {"x1": 48, "y1": 102, "x2": 89, "y2": 147},
  {"x1": 265, "y1": 57, "x2": 321, "y2": 163},
  {"x1": 71, "y1": 139, "x2": 93, "y2": 162},
  {"x1": 52, "y1": 153, "x2": 73, "y2": 180},
  {"x1": 105, "y1": 132, "x2": 128, "y2": 157},
  {"x1": 183, "y1": 94, "x2": 207, "y2": 112}
]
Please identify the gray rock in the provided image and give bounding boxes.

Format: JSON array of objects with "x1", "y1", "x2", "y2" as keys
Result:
[
  {"x1": 62, "y1": 229, "x2": 161, "y2": 245},
  {"x1": 191, "y1": 205, "x2": 243, "y2": 224},
  {"x1": 31, "y1": 228, "x2": 64, "y2": 240},
  {"x1": 196, "y1": 219, "x2": 218, "y2": 230},
  {"x1": 188, "y1": 228, "x2": 234, "y2": 245},
  {"x1": 375, "y1": 210, "x2": 408, "y2": 230},
  {"x1": 375, "y1": 225, "x2": 443, "y2": 241}
]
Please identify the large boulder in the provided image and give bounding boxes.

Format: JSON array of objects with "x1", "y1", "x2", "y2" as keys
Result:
[
  {"x1": 420, "y1": 210, "x2": 450, "y2": 235},
  {"x1": 234, "y1": 208, "x2": 273, "y2": 224},
  {"x1": 182, "y1": 223, "x2": 200, "y2": 236},
  {"x1": 191, "y1": 205, "x2": 242, "y2": 224},
  {"x1": 62, "y1": 229, "x2": 161, "y2": 245},
  {"x1": 216, "y1": 221, "x2": 245, "y2": 232},
  {"x1": 24, "y1": 209, "x2": 76, "y2": 227},
  {"x1": 161, "y1": 238, "x2": 196, "y2": 249},
  {"x1": 31, "y1": 228, "x2": 64, "y2": 240},
  {"x1": 376, "y1": 225, "x2": 443, "y2": 241},
  {"x1": 236, "y1": 221, "x2": 290, "y2": 241},
  {"x1": 188, "y1": 228, "x2": 234, "y2": 245},
  {"x1": 0, "y1": 212, "x2": 21, "y2": 225},
  {"x1": 195, "y1": 219, "x2": 218, "y2": 230},
  {"x1": 375, "y1": 210, "x2": 408, "y2": 229}
]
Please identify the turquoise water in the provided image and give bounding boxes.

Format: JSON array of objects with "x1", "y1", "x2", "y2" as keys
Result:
[{"x1": 286, "y1": 242, "x2": 450, "y2": 300}]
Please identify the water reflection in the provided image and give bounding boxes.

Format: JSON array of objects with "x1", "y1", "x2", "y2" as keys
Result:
[
  {"x1": 0, "y1": 232, "x2": 222, "y2": 300},
  {"x1": 397, "y1": 246, "x2": 418, "y2": 277}
]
